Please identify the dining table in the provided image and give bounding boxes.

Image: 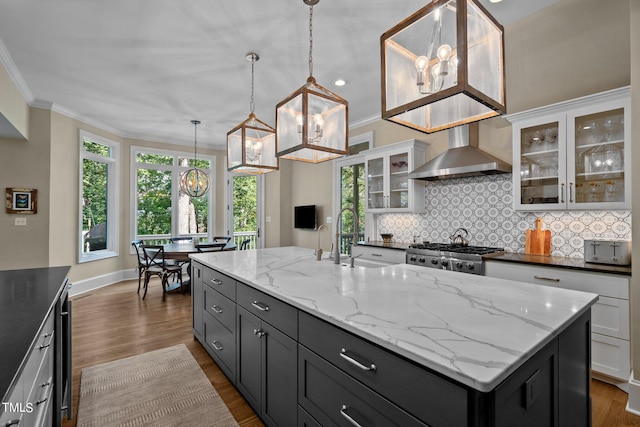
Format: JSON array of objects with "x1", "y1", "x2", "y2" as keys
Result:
[{"x1": 162, "y1": 241, "x2": 237, "y2": 262}]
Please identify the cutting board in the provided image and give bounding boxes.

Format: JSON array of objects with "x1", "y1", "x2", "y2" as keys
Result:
[{"x1": 525, "y1": 218, "x2": 551, "y2": 256}]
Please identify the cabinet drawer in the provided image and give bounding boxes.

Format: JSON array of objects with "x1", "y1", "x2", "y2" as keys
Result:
[
  {"x1": 204, "y1": 312, "x2": 236, "y2": 382},
  {"x1": 299, "y1": 312, "x2": 467, "y2": 426},
  {"x1": 22, "y1": 348, "x2": 54, "y2": 427},
  {"x1": 237, "y1": 282, "x2": 298, "y2": 339},
  {"x1": 299, "y1": 345, "x2": 427, "y2": 427},
  {"x1": 592, "y1": 295, "x2": 629, "y2": 340},
  {"x1": 298, "y1": 405, "x2": 322, "y2": 427},
  {"x1": 592, "y1": 332, "x2": 630, "y2": 380},
  {"x1": 203, "y1": 284, "x2": 236, "y2": 339},
  {"x1": 202, "y1": 268, "x2": 237, "y2": 301},
  {"x1": 351, "y1": 245, "x2": 406, "y2": 264},
  {"x1": 485, "y1": 261, "x2": 629, "y2": 299}
]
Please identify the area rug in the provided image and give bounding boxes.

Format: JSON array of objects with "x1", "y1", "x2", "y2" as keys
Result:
[{"x1": 76, "y1": 344, "x2": 239, "y2": 427}]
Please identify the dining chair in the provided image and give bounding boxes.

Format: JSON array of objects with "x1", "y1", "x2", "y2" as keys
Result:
[
  {"x1": 170, "y1": 236, "x2": 194, "y2": 244},
  {"x1": 213, "y1": 236, "x2": 232, "y2": 243},
  {"x1": 131, "y1": 240, "x2": 147, "y2": 294},
  {"x1": 196, "y1": 242, "x2": 225, "y2": 253},
  {"x1": 141, "y1": 245, "x2": 183, "y2": 301},
  {"x1": 239, "y1": 239, "x2": 251, "y2": 250}
]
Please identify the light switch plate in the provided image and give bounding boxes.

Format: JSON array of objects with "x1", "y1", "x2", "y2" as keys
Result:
[
  {"x1": 266, "y1": 216, "x2": 271, "y2": 222},
  {"x1": 326, "y1": 216, "x2": 332, "y2": 224},
  {"x1": 15, "y1": 217, "x2": 27, "y2": 226}
]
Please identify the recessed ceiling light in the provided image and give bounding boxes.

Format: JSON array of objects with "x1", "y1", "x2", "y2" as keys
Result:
[
  {"x1": 489, "y1": 0, "x2": 503, "y2": 3},
  {"x1": 334, "y1": 79, "x2": 346, "y2": 87}
]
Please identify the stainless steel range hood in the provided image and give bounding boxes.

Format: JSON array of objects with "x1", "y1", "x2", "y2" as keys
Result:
[{"x1": 408, "y1": 122, "x2": 512, "y2": 181}]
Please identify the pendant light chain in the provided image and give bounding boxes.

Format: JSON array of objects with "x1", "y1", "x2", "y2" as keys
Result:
[
  {"x1": 308, "y1": 4, "x2": 314, "y2": 78},
  {"x1": 250, "y1": 55, "x2": 256, "y2": 114},
  {"x1": 192, "y1": 120, "x2": 200, "y2": 167}
]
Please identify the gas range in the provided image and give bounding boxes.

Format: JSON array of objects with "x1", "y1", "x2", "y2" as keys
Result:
[{"x1": 406, "y1": 243, "x2": 504, "y2": 275}]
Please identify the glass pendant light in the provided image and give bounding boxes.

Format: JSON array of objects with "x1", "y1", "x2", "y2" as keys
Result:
[
  {"x1": 275, "y1": 0, "x2": 348, "y2": 163},
  {"x1": 227, "y1": 52, "x2": 278, "y2": 174},
  {"x1": 180, "y1": 120, "x2": 210, "y2": 198},
  {"x1": 381, "y1": 0, "x2": 506, "y2": 133}
]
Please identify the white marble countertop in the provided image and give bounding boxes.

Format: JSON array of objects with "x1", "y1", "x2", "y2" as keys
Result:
[{"x1": 190, "y1": 246, "x2": 598, "y2": 392}]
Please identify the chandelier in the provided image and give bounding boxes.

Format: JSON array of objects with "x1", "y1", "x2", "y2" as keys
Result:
[
  {"x1": 275, "y1": 0, "x2": 348, "y2": 163},
  {"x1": 180, "y1": 120, "x2": 210, "y2": 198},
  {"x1": 227, "y1": 52, "x2": 278, "y2": 174},
  {"x1": 381, "y1": 0, "x2": 506, "y2": 133}
]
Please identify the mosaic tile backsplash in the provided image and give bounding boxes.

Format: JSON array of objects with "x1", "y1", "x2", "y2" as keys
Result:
[{"x1": 377, "y1": 174, "x2": 632, "y2": 258}]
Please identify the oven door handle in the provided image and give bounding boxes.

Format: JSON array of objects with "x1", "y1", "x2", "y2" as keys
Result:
[{"x1": 61, "y1": 298, "x2": 73, "y2": 417}]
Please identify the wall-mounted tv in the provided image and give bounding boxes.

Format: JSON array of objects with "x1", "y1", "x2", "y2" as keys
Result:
[{"x1": 294, "y1": 205, "x2": 317, "y2": 230}]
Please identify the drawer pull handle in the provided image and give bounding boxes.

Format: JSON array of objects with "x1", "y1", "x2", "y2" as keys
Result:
[
  {"x1": 38, "y1": 333, "x2": 54, "y2": 350},
  {"x1": 340, "y1": 405, "x2": 363, "y2": 427},
  {"x1": 5, "y1": 420, "x2": 20, "y2": 426},
  {"x1": 211, "y1": 305, "x2": 223, "y2": 314},
  {"x1": 211, "y1": 341, "x2": 223, "y2": 351},
  {"x1": 253, "y1": 328, "x2": 266, "y2": 338},
  {"x1": 371, "y1": 253, "x2": 383, "y2": 257},
  {"x1": 211, "y1": 278, "x2": 223, "y2": 286},
  {"x1": 251, "y1": 301, "x2": 270, "y2": 311},
  {"x1": 339, "y1": 348, "x2": 377, "y2": 372},
  {"x1": 533, "y1": 275, "x2": 560, "y2": 283},
  {"x1": 36, "y1": 382, "x2": 52, "y2": 405}
]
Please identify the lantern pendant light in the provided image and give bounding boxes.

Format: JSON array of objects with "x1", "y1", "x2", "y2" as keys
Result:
[
  {"x1": 381, "y1": 0, "x2": 506, "y2": 133},
  {"x1": 227, "y1": 52, "x2": 278, "y2": 174},
  {"x1": 180, "y1": 120, "x2": 210, "y2": 198},
  {"x1": 275, "y1": 0, "x2": 348, "y2": 163}
]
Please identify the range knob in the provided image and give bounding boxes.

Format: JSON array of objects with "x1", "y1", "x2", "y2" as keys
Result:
[
  {"x1": 429, "y1": 258, "x2": 438, "y2": 265},
  {"x1": 440, "y1": 259, "x2": 449, "y2": 266},
  {"x1": 409, "y1": 256, "x2": 417, "y2": 262},
  {"x1": 467, "y1": 263, "x2": 475, "y2": 270},
  {"x1": 455, "y1": 261, "x2": 463, "y2": 269},
  {"x1": 419, "y1": 257, "x2": 426, "y2": 263}
]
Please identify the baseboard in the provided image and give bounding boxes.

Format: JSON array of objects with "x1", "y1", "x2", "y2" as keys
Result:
[
  {"x1": 69, "y1": 269, "x2": 137, "y2": 297},
  {"x1": 626, "y1": 371, "x2": 640, "y2": 416},
  {"x1": 592, "y1": 371, "x2": 629, "y2": 393}
]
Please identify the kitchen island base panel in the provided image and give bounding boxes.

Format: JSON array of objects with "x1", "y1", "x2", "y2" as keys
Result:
[{"x1": 190, "y1": 254, "x2": 593, "y2": 427}]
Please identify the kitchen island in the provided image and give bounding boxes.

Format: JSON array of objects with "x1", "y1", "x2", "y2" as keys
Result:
[{"x1": 190, "y1": 246, "x2": 598, "y2": 426}]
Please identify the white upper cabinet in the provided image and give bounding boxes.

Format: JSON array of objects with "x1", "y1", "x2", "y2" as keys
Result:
[
  {"x1": 507, "y1": 87, "x2": 630, "y2": 211},
  {"x1": 365, "y1": 139, "x2": 428, "y2": 214}
]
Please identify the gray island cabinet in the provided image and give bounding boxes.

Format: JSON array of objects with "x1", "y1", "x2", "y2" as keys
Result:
[{"x1": 190, "y1": 246, "x2": 597, "y2": 427}]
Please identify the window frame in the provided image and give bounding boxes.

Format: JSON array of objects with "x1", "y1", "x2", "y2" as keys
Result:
[
  {"x1": 130, "y1": 145, "x2": 216, "y2": 245},
  {"x1": 78, "y1": 130, "x2": 120, "y2": 263}
]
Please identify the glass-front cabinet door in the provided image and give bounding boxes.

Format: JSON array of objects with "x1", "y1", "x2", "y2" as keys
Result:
[
  {"x1": 365, "y1": 139, "x2": 428, "y2": 214},
  {"x1": 510, "y1": 87, "x2": 630, "y2": 211},
  {"x1": 515, "y1": 118, "x2": 566, "y2": 210},
  {"x1": 366, "y1": 156, "x2": 385, "y2": 210},
  {"x1": 568, "y1": 104, "x2": 630, "y2": 209}
]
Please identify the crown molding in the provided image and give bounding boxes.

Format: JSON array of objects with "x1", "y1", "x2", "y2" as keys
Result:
[
  {"x1": 0, "y1": 37, "x2": 35, "y2": 104},
  {"x1": 349, "y1": 112, "x2": 381, "y2": 130}
]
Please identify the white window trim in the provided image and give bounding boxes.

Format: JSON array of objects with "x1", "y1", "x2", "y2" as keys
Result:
[
  {"x1": 78, "y1": 130, "x2": 120, "y2": 263},
  {"x1": 224, "y1": 163, "x2": 265, "y2": 249},
  {"x1": 129, "y1": 145, "x2": 216, "y2": 247}
]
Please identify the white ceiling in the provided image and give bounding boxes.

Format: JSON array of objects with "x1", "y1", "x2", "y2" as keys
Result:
[{"x1": 0, "y1": 0, "x2": 560, "y2": 149}]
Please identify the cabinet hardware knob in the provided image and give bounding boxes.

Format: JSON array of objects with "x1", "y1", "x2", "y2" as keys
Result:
[
  {"x1": 5, "y1": 420, "x2": 20, "y2": 426},
  {"x1": 339, "y1": 348, "x2": 377, "y2": 371},
  {"x1": 251, "y1": 301, "x2": 270, "y2": 311},
  {"x1": 211, "y1": 305, "x2": 223, "y2": 314},
  {"x1": 211, "y1": 341, "x2": 223, "y2": 351},
  {"x1": 340, "y1": 405, "x2": 364, "y2": 427},
  {"x1": 211, "y1": 279, "x2": 223, "y2": 286},
  {"x1": 36, "y1": 382, "x2": 52, "y2": 405}
]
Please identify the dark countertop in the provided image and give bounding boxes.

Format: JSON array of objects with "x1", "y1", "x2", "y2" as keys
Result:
[
  {"x1": 483, "y1": 252, "x2": 631, "y2": 276},
  {"x1": 358, "y1": 241, "x2": 410, "y2": 251},
  {"x1": 0, "y1": 266, "x2": 70, "y2": 402}
]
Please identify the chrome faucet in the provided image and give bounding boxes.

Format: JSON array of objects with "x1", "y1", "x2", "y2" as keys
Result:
[{"x1": 334, "y1": 207, "x2": 360, "y2": 265}]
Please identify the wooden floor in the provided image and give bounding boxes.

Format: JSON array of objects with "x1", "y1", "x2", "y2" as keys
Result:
[{"x1": 62, "y1": 279, "x2": 639, "y2": 427}]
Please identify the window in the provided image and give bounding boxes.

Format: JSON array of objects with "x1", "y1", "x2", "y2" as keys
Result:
[
  {"x1": 79, "y1": 131, "x2": 119, "y2": 262},
  {"x1": 332, "y1": 132, "x2": 372, "y2": 255},
  {"x1": 131, "y1": 147, "x2": 215, "y2": 244}
]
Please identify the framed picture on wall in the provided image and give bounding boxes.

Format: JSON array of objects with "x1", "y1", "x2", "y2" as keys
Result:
[{"x1": 5, "y1": 187, "x2": 37, "y2": 214}]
